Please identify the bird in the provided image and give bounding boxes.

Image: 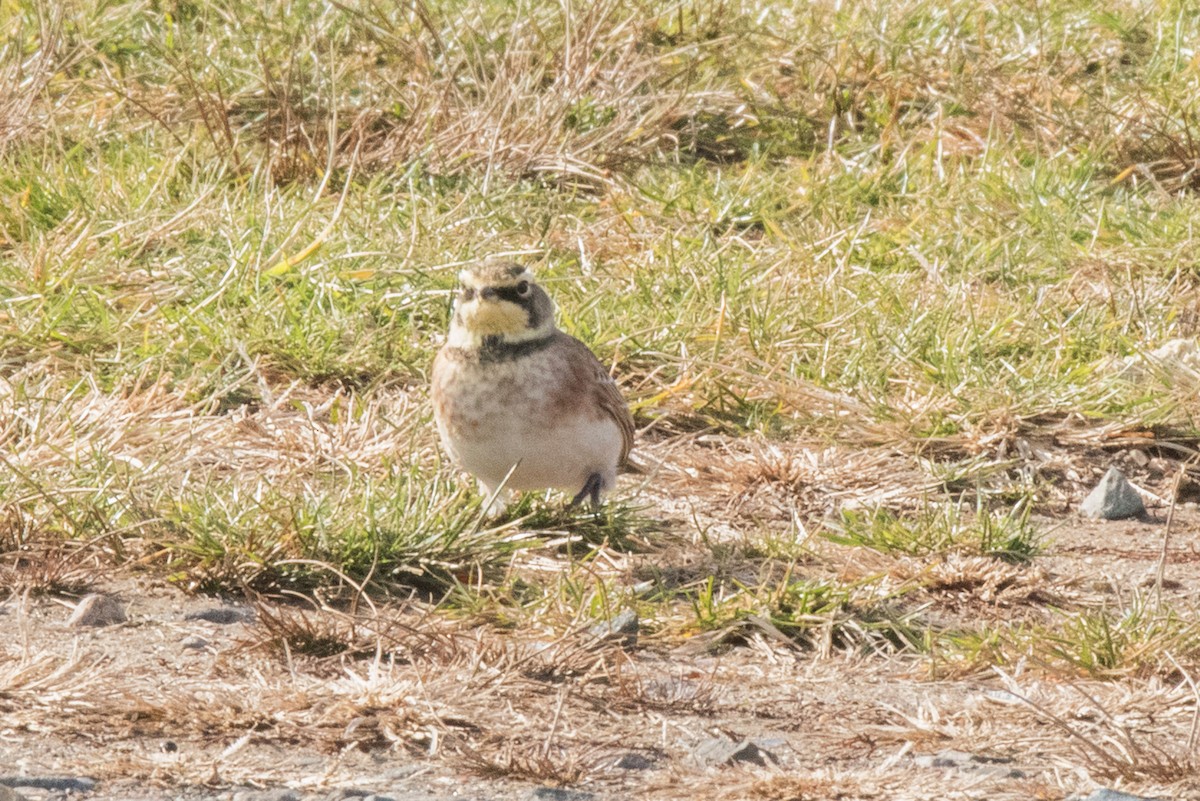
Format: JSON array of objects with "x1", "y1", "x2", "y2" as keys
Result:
[{"x1": 431, "y1": 260, "x2": 634, "y2": 513}]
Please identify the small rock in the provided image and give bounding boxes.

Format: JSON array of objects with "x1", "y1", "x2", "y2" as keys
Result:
[
  {"x1": 0, "y1": 777, "x2": 97, "y2": 793},
  {"x1": 915, "y1": 749, "x2": 1025, "y2": 779},
  {"x1": 525, "y1": 790, "x2": 595, "y2": 801},
  {"x1": 587, "y1": 609, "x2": 639, "y2": 647},
  {"x1": 324, "y1": 790, "x2": 369, "y2": 801},
  {"x1": 1080, "y1": 467, "x2": 1147, "y2": 521},
  {"x1": 1126, "y1": 449, "x2": 1149, "y2": 468},
  {"x1": 613, "y1": 752, "x2": 656, "y2": 770},
  {"x1": 66, "y1": 594, "x2": 126, "y2": 628},
  {"x1": 361, "y1": 796, "x2": 396, "y2": 801},
  {"x1": 181, "y1": 636, "x2": 209, "y2": 650},
  {"x1": 231, "y1": 790, "x2": 300, "y2": 801},
  {"x1": 185, "y1": 606, "x2": 254, "y2": 624},
  {"x1": 1074, "y1": 790, "x2": 1164, "y2": 801},
  {"x1": 1148, "y1": 457, "x2": 1172, "y2": 476},
  {"x1": 692, "y1": 736, "x2": 779, "y2": 767}
]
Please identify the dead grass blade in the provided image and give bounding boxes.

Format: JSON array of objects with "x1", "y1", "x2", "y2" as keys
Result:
[
  {"x1": 996, "y1": 668, "x2": 1200, "y2": 784},
  {"x1": 0, "y1": 5, "x2": 70, "y2": 154}
]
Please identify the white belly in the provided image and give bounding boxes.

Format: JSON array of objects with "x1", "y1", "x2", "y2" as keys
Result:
[
  {"x1": 449, "y1": 414, "x2": 621, "y2": 494},
  {"x1": 433, "y1": 352, "x2": 623, "y2": 496}
]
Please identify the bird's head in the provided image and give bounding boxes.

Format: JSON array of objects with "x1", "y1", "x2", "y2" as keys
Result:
[{"x1": 447, "y1": 261, "x2": 556, "y2": 348}]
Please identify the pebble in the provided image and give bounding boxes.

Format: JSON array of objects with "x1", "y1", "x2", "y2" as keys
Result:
[
  {"x1": 612, "y1": 752, "x2": 656, "y2": 770},
  {"x1": 325, "y1": 790, "x2": 369, "y2": 801},
  {"x1": 323, "y1": 790, "x2": 397, "y2": 801},
  {"x1": 66, "y1": 594, "x2": 126, "y2": 627},
  {"x1": 1080, "y1": 467, "x2": 1147, "y2": 521},
  {"x1": 231, "y1": 789, "x2": 300, "y2": 801},
  {"x1": 185, "y1": 606, "x2": 255, "y2": 624},
  {"x1": 692, "y1": 736, "x2": 779, "y2": 767},
  {"x1": 587, "y1": 609, "x2": 639, "y2": 647},
  {"x1": 1073, "y1": 791, "x2": 1164, "y2": 801},
  {"x1": 0, "y1": 777, "x2": 97, "y2": 792},
  {"x1": 181, "y1": 635, "x2": 210, "y2": 650},
  {"x1": 914, "y1": 749, "x2": 1025, "y2": 779},
  {"x1": 524, "y1": 789, "x2": 595, "y2": 801}
]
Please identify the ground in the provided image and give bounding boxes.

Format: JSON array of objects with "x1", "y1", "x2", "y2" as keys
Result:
[
  {"x1": 4, "y1": 1, "x2": 1200, "y2": 799},
  {"x1": 3, "y1": 424, "x2": 1198, "y2": 800}
]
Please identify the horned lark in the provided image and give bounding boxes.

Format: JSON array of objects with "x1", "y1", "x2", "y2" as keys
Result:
[{"x1": 432, "y1": 261, "x2": 634, "y2": 512}]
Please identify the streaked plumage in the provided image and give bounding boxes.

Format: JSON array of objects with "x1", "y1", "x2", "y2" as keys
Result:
[{"x1": 431, "y1": 261, "x2": 634, "y2": 512}]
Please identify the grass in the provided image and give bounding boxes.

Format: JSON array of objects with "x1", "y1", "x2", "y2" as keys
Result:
[
  {"x1": 824, "y1": 500, "x2": 1040, "y2": 561},
  {"x1": 6, "y1": 0, "x2": 1200, "y2": 796},
  {"x1": 934, "y1": 596, "x2": 1200, "y2": 682}
]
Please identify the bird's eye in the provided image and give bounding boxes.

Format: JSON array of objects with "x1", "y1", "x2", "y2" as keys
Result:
[
  {"x1": 462, "y1": 287, "x2": 476, "y2": 301},
  {"x1": 516, "y1": 281, "x2": 530, "y2": 296}
]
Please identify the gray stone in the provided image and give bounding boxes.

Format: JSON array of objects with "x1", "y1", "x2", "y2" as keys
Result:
[
  {"x1": 915, "y1": 749, "x2": 1025, "y2": 779},
  {"x1": 0, "y1": 776, "x2": 97, "y2": 792},
  {"x1": 232, "y1": 790, "x2": 300, "y2": 801},
  {"x1": 324, "y1": 790, "x2": 369, "y2": 801},
  {"x1": 66, "y1": 594, "x2": 126, "y2": 627},
  {"x1": 587, "y1": 609, "x2": 638, "y2": 646},
  {"x1": 185, "y1": 606, "x2": 254, "y2": 624},
  {"x1": 1081, "y1": 467, "x2": 1147, "y2": 520},
  {"x1": 613, "y1": 752, "x2": 656, "y2": 770},
  {"x1": 181, "y1": 635, "x2": 209, "y2": 650},
  {"x1": 325, "y1": 792, "x2": 396, "y2": 801},
  {"x1": 525, "y1": 790, "x2": 595, "y2": 801},
  {"x1": 1074, "y1": 791, "x2": 1164, "y2": 801},
  {"x1": 692, "y1": 736, "x2": 779, "y2": 767}
]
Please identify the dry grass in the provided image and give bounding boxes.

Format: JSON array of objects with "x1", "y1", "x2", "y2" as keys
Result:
[
  {"x1": 457, "y1": 739, "x2": 598, "y2": 786},
  {"x1": 72, "y1": 0, "x2": 759, "y2": 187},
  {"x1": 0, "y1": 541, "x2": 97, "y2": 598},
  {"x1": 0, "y1": 6, "x2": 67, "y2": 156}
]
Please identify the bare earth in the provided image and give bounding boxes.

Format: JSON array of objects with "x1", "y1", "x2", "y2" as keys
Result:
[{"x1": 2, "y1": 433, "x2": 1198, "y2": 801}]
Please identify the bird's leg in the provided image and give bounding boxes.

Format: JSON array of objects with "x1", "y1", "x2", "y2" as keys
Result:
[
  {"x1": 478, "y1": 481, "x2": 512, "y2": 517},
  {"x1": 570, "y1": 472, "x2": 604, "y2": 509}
]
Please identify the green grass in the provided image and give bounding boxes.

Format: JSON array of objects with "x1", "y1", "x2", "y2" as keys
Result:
[
  {"x1": 824, "y1": 500, "x2": 1040, "y2": 561},
  {"x1": 932, "y1": 596, "x2": 1200, "y2": 682}
]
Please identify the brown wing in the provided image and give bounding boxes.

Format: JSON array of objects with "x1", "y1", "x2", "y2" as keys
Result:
[{"x1": 555, "y1": 332, "x2": 635, "y2": 466}]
